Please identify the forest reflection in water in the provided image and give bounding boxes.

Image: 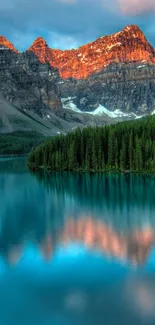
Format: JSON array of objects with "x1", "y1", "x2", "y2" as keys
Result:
[
  {"x1": 1, "y1": 168, "x2": 155, "y2": 266},
  {"x1": 1, "y1": 162, "x2": 155, "y2": 324},
  {"x1": 29, "y1": 169, "x2": 155, "y2": 228}
]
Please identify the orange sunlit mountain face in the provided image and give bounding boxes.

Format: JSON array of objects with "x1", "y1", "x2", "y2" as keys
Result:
[
  {"x1": 28, "y1": 25, "x2": 155, "y2": 79},
  {"x1": 0, "y1": 36, "x2": 18, "y2": 53},
  {"x1": 0, "y1": 25, "x2": 155, "y2": 79}
]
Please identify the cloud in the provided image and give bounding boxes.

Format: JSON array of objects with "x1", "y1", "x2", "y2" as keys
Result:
[
  {"x1": 117, "y1": 0, "x2": 155, "y2": 15},
  {"x1": 47, "y1": 32, "x2": 79, "y2": 50},
  {"x1": 0, "y1": 0, "x2": 154, "y2": 51}
]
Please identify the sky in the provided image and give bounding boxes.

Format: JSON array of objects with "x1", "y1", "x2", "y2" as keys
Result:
[{"x1": 0, "y1": 0, "x2": 155, "y2": 51}]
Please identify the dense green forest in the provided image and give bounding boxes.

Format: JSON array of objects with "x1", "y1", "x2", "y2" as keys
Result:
[
  {"x1": 0, "y1": 131, "x2": 44, "y2": 155},
  {"x1": 28, "y1": 116, "x2": 155, "y2": 173}
]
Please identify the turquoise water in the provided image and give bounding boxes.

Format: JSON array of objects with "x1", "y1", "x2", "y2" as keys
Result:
[{"x1": 0, "y1": 158, "x2": 155, "y2": 324}]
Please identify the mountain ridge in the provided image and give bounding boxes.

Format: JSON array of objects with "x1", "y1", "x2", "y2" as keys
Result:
[
  {"x1": 0, "y1": 36, "x2": 18, "y2": 53},
  {"x1": 0, "y1": 24, "x2": 155, "y2": 130},
  {"x1": 0, "y1": 25, "x2": 155, "y2": 79}
]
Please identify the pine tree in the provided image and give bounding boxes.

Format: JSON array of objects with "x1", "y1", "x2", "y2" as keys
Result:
[
  {"x1": 108, "y1": 130, "x2": 115, "y2": 168},
  {"x1": 102, "y1": 152, "x2": 105, "y2": 170},
  {"x1": 68, "y1": 141, "x2": 76, "y2": 170},
  {"x1": 120, "y1": 139, "x2": 126, "y2": 171},
  {"x1": 28, "y1": 115, "x2": 155, "y2": 174},
  {"x1": 85, "y1": 147, "x2": 90, "y2": 171},
  {"x1": 129, "y1": 131, "x2": 133, "y2": 171},
  {"x1": 114, "y1": 137, "x2": 119, "y2": 170},
  {"x1": 91, "y1": 140, "x2": 97, "y2": 171},
  {"x1": 80, "y1": 135, "x2": 84, "y2": 168}
]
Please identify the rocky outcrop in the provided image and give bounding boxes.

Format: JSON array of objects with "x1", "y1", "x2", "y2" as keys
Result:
[
  {"x1": 0, "y1": 42, "x2": 62, "y2": 117},
  {"x1": 58, "y1": 62, "x2": 155, "y2": 114},
  {"x1": 0, "y1": 36, "x2": 18, "y2": 53}
]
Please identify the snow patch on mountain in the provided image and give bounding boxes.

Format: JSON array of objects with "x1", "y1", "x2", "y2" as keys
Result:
[
  {"x1": 106, "y1": 42, "x2": 122, "y2": 51},
  {"x1": 0, "y1": 47, "x2": 10, "y2": 50},
  {"x1": 85, "y1": 105, "x2": 144, "y2": 119},
  {"x1": 62, "y1": 99, "x2": 144, "y2": 119},
  {"x1": 61, "y1": 98, "x2": 82, "y2": 113},
  {"x1": 137, "y1": 65, "x2": 146, "y2": 69},
  {"x1": 85, "y1": 105, "x2": 123, "y2": 117}
]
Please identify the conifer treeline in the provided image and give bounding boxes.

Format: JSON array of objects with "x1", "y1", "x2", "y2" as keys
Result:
[
  {"x1": 0, "y1": 131, "x2": 44, "y2": 155},
  {"x1": 28, "y1": 116, "x2": 155, "y2": 173}
]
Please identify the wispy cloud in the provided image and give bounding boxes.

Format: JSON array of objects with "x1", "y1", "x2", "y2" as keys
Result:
[
  {"x1": 0, "y1": 0, "x2": 154, "y2": 51},
  {"x1": 47, "y1": 32, "x2": 79, "y2": 49},
  {"x1": 117, "y1": 0, "x2": 155, "y2": 15}
]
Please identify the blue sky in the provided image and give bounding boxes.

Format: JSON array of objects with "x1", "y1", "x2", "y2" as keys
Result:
[{"x1": 1, "y1": 0, "x2": 155, "y2": 51}]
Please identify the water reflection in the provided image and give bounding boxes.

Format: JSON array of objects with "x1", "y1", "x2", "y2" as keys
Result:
[
  {"x1": 30, "y1": 169, "x2": 155, "y2": 231},
  {"x1": 1, "y1": 160, "x2": 155, "y2": 324},
  {"x1": 1, "y1": 216, "x2": 155, "y2": 266}
]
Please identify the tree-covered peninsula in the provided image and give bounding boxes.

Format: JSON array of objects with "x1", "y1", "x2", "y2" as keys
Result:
[{"x1": 28, "y1": 116, "x2": 155, "y2": 173}]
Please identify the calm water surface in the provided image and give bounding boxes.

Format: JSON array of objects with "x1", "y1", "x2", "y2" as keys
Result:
[{"x1": 1, "y1": 158, "x2": 155, "y2": 325}]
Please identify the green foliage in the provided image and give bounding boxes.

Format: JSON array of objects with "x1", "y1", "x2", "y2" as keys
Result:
[
  {"x1": 28, "y1": 116, "x2": 155, "y2": 173},
  {"x1": 0, "y1": 131, "x2": 44, "y2": 155}
]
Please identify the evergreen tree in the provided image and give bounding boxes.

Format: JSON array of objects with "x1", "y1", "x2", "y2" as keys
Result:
[
  {"x1": 85, "y1": 147, "x2": 90, "y2": 171},
  {"x1": 108, "y1": 130, "x2": 115, "y2": 167},
  {"x1": 129, "y1": 131, "x2": 133, "y2": 171},
  {"x1": 80, "y1": 135, "x2": 85, "y2": 168},
  {"x1": 114, "y1": 138, "x2": 119, "y2": 170},
  {"x1": 91, "y1": 140, "x2": 97, "y2": 171},
  {"x1": 28, "y1": 115, "x2": 155, "y2": 174},
  {"x1": 120, "y1": 140, "x2": 126, "y2": 171},
  {"x1": 68, "y1": 141, "x2": 76, "y2": 170}
]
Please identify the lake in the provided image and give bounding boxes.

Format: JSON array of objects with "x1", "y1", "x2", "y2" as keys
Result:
[{"x1": 0, "y1": 158, "x2": 155, "y2": 325}]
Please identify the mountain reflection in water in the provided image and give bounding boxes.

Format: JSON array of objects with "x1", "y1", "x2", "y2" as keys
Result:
[
  {"x1": 1, "y1": 160, "x2": 155, "y2": 324},
  {"x1": 1, "y1": 217, "x2": 155, "y2": 266}
]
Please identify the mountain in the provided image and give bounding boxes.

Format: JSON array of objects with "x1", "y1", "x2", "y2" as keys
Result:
[
  {"x1": 0, "y1": 92, "x2": 77, "y2": 136},
  {"x1": 29, "y1": 25, "x2": 155, "y2": 79},
  {"x1": 0, "y1": 24, "x2": 155, "y2": 134},
  {"x1": 0, "y1": 36, "x2": 18, "y2": 53}
]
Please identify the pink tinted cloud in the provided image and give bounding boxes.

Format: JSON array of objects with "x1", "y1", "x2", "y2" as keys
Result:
[{"x1": 117, "y1": 0, "x2": 155, "y2": 15}]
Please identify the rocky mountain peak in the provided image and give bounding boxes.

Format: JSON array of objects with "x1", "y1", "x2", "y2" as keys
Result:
[
  {"x1": 30, "y1": 36, "x2": 47, "y2": 48},
  {"x1": 119, "y1": 24, "x2": 149, "y2": 44},
  {"x1": 0, "y1": 36, "x2": 18, "y2": 53},
  {"x1": 0, "y1": 25, "x2": 155, "y2": 125},
  {"x1": 0, "y1": 24, "x2": 155, "y2": 80},
  {"x1": 29, "y1": 36, "x2": 50, "y2": 64},
  {"x1": 122, "y1": 24, "x2": 144, "y2": 35},
  {"x1": 28, "y1": 25, "x2": 155, "y2": 79}
]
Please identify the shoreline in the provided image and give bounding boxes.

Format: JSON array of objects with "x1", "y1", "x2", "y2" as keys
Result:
[
  {"x1": 27, "y1": 164, "x2": 155, "y2": 176},
  {"x1": 0, "y1": 154, "x2": 28, "y2": 158}
]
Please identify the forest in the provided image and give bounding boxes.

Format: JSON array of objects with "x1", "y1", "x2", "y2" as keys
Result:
[
  {"x1": 0, "y1": 131, "x2": 44, "y2": 155},
  {"x1": 28, "y1": 116, "x2": 155, "y2": 173}
]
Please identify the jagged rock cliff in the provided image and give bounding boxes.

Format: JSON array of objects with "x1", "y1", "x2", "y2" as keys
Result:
[
  {"x1": 0, "y1": 45, "x2": 62, "y2": 117},
  {"x1": 28, "y1": 24, "x2": 155, "y2": 115},
  {"x1": 58, "y1": 62, "x2": 155, "y2": 115},
  {"x1": 0, "y1": 24, "x2": 155, "y2": 123}
]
